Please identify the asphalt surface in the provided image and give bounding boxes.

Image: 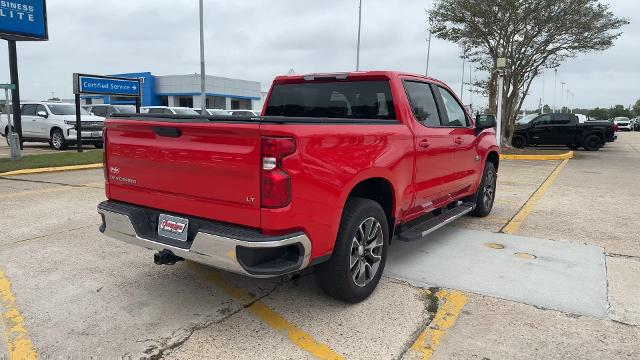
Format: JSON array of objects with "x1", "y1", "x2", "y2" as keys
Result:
[{"x1": 1, "y1": 133, "x2": 639, "y2": 359}]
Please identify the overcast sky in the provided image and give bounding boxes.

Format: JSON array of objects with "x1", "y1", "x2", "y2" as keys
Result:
[{"x1": 1, "y1": 0, "x2": 638, "y2": 110}]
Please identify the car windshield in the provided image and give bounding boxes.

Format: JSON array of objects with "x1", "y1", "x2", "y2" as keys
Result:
[
  {"x1": 113, "y1": 105, "x2": 135, "y2": 113},
  {"x1": 517, "y1": 114, "x2": 538, "y2": 124},
  {"x1": 172, "y1": 108, "x2": 199, "y2": 115},
  {"x1": 48, "y1": 104, "x2": 89, "y2": 115}
]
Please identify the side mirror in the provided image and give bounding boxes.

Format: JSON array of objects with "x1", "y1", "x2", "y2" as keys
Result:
[
  {"x1": 37, "y1": 110, "x2": 48, "y2": 118},
  {"x1": 475, "y1": 114, "x2": 496, "y2": 130}
]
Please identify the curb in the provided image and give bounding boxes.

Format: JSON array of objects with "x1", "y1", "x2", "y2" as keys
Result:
[
  {"x1": 0, "y1": 163, "x2": 103, "y2": 177},
  {"x1": 499, "y1": 151, "x2": 574, "y2": 161}
]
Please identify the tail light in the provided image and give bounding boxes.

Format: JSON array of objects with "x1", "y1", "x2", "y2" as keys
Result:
[
  {"x1": 613, "y1": 124, "x2": 619, "y2": 132},
  {"x1": 261, "y1": 137, "x2": 296, "y2": 208},
  {"x1": 102, "y1": 126, "x2": 108, "y2": 180}
]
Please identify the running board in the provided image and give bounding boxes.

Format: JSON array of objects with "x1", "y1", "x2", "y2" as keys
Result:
[{"x1": 397, "y1": 203, "x2": 475, "y2": 242}]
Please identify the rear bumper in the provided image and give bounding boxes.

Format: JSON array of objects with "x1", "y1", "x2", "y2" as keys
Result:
[
  {"x1": 66, "y1": 129, "x2": 103, "y2": 141},
  {"x1": 97, "y1": 201, "x2": 312, "y2": 277}
]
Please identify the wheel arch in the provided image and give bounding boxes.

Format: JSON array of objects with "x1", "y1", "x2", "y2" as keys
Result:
[
  {"x1": 50, "y1": 126, "x2": 65, "y2": 138},
  {"x1": 486, "y1": 151, "x2": 500, "y2": 172},
  {"x1": 344, "y1": 177, "x2": 396, "y2": 240}
]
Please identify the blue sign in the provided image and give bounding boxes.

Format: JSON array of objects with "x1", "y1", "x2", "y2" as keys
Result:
[
  {"x1": 77, "y1": 75, "x2": 141, "y2": 97},
  {"x1": 0, "y1": 0, "x2": 48, "y2": 40}
]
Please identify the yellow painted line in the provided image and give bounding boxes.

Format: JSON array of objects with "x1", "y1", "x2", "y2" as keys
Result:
[
  {"x1": 190, "y1": 264, "x2": 344, "y2": 360},
  {"x1": 0, "y1": 163, "x2": 103, "y2": 177},
  {"x1": 500, "y1": 151, "x2": 573, "y2": 161},
  {"x1": 501, "y1": 158, "x2": 570, "y2": 234},
  {"x1": 407, "y1": 289, "x2": 468, "y2": 359},
  {"x1": 0, "y1": 269, "x2": 37, "y2": 360}
]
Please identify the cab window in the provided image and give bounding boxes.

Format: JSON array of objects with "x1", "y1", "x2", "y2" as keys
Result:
[
  {"x1": 435, "y1": 87, "x2": 469, "y2": 127},
  {"x1": 403, "y1": 81, "x2": 440, "y2": 127}
]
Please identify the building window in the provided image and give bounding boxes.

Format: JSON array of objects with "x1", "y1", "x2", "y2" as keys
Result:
[
  {"x1": 178, "y1": 96, "x2": 193, "y2": 108},
  {"x1": 231, "y1": 99, "x2": 251, "y2": 110}
]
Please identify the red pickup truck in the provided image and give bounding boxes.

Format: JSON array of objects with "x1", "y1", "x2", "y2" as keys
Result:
[{"x1": 98, "y1": 71, "x2": 499, "y2": 302}]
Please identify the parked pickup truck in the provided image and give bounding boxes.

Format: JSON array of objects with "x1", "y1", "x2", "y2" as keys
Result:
[
  {"x1": 512, "y1": 113, "x2": 616, "y2": 151},
  {"x1": 97, "y1": 71, "x2": 499, "y2": 302}
]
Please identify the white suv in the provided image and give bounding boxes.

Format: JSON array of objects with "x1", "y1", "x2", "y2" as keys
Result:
[{"x1": 0, "y1": 102, "x2": 105, "y2": 150}]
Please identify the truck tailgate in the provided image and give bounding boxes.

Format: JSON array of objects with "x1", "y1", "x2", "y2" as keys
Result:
[{"x1": 105, "y1": 119, "x2": 261, "y2": 228}]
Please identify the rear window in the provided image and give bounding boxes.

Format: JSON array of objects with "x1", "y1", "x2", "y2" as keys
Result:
[{"x1": 265, "y1": 81, "x2": 396, "y2": 120}]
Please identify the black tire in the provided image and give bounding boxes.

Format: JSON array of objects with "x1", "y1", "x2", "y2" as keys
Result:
[
  {"x1": 50, "y1": 128, "x2": 67, "y2": 150},
  {"x1": 583, "y1": 134, "x2": 602, "y2": 151},
  {"x1": 4, "y1": 127, "x2": 9, "y2": 145},
  {"x1": 469, "y1": 161, "x2": 497, "y2": 217},
  {"x1": 94, "y1": 142, "x2": 104, "y2": 149},
  {"x1": 511, "y1": 134, "x2": 526, "y2": 149},
  {"x1": 566, "y1": 143, "x2": 580, "y2": 150},
  {"x1": 315, "y1": 197, "x2": 389, "y2": 303}
]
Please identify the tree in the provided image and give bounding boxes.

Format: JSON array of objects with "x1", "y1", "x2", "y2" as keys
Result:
[
  {"x1": 632, "y1": 99, "x2": 640, "y2": 117},
  {"x1": 429, "y1": 0, "x2": 628, "y2": 146},
  {"x1": 542, "y1": 104, "x2": 551, "y2": 114},
  {"x1": 609, "y1": 104, "x2": 632, "y2": 119},
  {"x1": 587, "y1": 107, "x2": 608, "y2": 120}
]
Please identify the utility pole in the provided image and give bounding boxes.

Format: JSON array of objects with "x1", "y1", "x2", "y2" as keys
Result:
[
  {"x1": 468, "y1": 64, "x2": 472, "y2": 110},
  {"x1": 199, "y1": 0, "x2": 207, "y2": 114},
  {"x1": 496, "y1": 57, "x2": 507, "y2": 147},
  {"x1": 356, "y1": 0, "x2": 363, "y2": 71}
]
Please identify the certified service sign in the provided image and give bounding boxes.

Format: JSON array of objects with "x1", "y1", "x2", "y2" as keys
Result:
[{"x1": 0, "y1": 0, "x2": 48, "y2": 41}]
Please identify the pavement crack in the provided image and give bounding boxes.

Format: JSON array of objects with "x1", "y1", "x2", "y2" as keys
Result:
[
  {"x1": 0, "y1": 176, "x2": 91, "y2": 188},
  {"x1": 396, "y1": 286, "x2": 440, "y2": 360},
  {"x1": 606, "y1": 253, "x2": 640, "y2": 261},
  {"x1": 4, "y1": 223, "x2": 99, "y2": 247},
  {"x1": 136, "y1": 277, "x2": 288, "y2": 360}
]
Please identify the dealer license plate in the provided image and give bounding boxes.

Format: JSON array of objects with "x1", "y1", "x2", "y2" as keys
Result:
[{"x1": 157, "y1": 214, "x2": 189, "y2": 242}]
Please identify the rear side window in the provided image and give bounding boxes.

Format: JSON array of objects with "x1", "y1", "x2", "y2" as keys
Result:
[
  {"x1": 92, "y1": 106, "x2": 108, "y2": 117},
  {"x1": 22, "y1": 104, "x2": 37, "y2": 116},
  {"x1": 403, "y1": 81, "x2": 440, "y2": 127},
  {"x1": 265, "y1": 81, "x2": 396, "y2": 120}
]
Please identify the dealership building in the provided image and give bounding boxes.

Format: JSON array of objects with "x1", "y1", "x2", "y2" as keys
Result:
[{"x1": 81, "y1": 72, "x2": 262, "y2": 110}]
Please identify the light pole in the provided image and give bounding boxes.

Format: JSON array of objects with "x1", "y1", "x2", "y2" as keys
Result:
[
  {"x1": 425, "y1": 11, "x2": 433, "y2": 76},
  {"x1": 198, "y1": 0, "x2": 206, "y2": 114},
  {"x1": 496, "y1": 57, "x2": 507, "y2": 147},
  {"x1": 560, "y1": 82, "x2": 565, "y2": 112},
  {"x1": 553, "y1": 69, "x2": 557, "y2": 113},
  {"x1": 460, "y1": 55, "x2": 465, "y2": 98},
  {"x1": 356, "y1": 0, "x2": 363, "y2": 71}
]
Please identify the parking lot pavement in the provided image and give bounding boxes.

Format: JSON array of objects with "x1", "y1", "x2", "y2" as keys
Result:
[{"x1": 1, "y1": 134, "x2": 639, "y2": 358}]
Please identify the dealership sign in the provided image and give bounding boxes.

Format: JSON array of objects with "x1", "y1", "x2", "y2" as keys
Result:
[
  {"x1": 74, "y1": 74, "x2": 142, "y2": 97},
  {"x1": 0, "y1": 0, "x2": 48, "y2": 40}
]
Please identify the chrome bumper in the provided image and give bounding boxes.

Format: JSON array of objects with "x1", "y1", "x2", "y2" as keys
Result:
[{"x1": 97, "y1": 203, "x2": 312, "y2": 277}]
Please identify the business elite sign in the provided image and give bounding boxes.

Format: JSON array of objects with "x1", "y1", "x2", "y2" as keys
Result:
[{"x1": 0, "y1": 0, "x2": 48, "y2": 40}]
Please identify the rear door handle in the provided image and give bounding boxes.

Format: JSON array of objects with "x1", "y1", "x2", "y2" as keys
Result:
[
  {"x1": 418, "y1": 139, "x2": 430, "y2": 148},
  {"x1": 454, "y1": 137, "x2": 463, "y2": 144}
]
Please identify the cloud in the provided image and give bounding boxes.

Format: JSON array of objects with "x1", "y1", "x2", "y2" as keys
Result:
[{"x1": 1, "y1": 0, "x2": 637, "y2": 109}]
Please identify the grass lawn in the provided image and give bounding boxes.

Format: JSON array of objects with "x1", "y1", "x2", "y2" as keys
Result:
[{"x1": 0, "y1": 150, "x2": 103, "y2": 173}]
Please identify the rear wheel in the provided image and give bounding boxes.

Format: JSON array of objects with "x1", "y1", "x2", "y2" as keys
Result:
[
  {"x1": 94, "y1": 142, "x2": 104, "y2": 149},
  {"x1": 511, "y1": 135, "x2": 526, "y2": 149},
  {"x1": 583, "y1": 134, "x2": 602, "y2": 151},
  {"x1": 469, "y1": 161, "x2": 497, "y2": 217},
  {"x1": 50, "y1": 128, "x2": 67, "y2": 150},
  {"x1": 315, "y1": 197, "x2": 388, "y2": 303}
]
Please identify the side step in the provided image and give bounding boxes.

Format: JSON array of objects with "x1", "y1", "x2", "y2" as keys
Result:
[{"x1": 397, "y1": 202, "x2": 475, "y2": 242}]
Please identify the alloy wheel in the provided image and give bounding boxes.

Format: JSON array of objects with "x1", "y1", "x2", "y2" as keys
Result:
[
  {"x1": 483, "y1": 169, "x2": 496, "y2": 209},
  {"x1": 349, "y1": 217, "x2": 384, "y2": 287}
]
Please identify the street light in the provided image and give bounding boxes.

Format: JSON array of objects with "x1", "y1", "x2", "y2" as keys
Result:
[
  {"x1": 198, "y1": 0, "x2": 206, "y2": 114},
  {"x1": 553, "y1": 69, "x2": 557, "y2": 113},
  {"x1": 425, "y1": 10, "x2": 433, "y2": 76},
  {"x1": 496, "y1": 57, "x2": 507, "y2": 147},
  {"x1": 356, "y1": 0, "x2": 363, "y2": 71},
  {"x1": 560, "y1": 82, "x2": 566, "y2": 112}
]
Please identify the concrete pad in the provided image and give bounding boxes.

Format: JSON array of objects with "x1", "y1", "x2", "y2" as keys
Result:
[
  {"x1": 387, "y1": 227, "x2": 608, "y2": 318},
  {"x1": 607, "y1": 256, "x2": 640, "y2": 325},
  {"x1": 257, "y1": 277, "x2": 431, "y2": 360},
  {"x1": 0, "y1": 226, "x2": 281, "y2": 358},
  {"x1": 431, "y1": 294, "x2": 640, "y2": 360}
]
